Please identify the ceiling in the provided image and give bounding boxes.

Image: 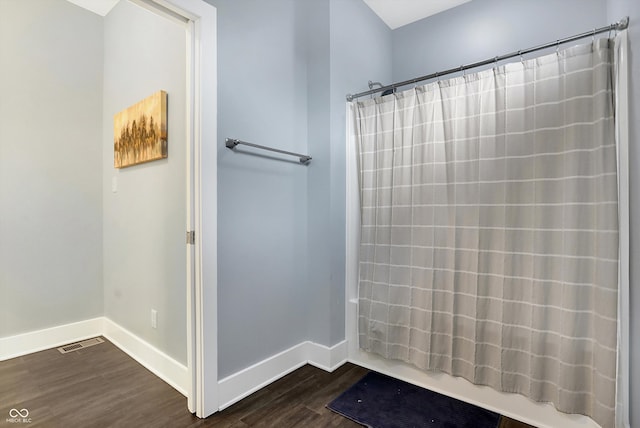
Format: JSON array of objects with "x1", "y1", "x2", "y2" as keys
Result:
[
  {"x1": 66, "y1": 0, "x2": 472, "y2": 29},
  {"x1": 362, "y1": 0, "x2": 472, "y2": 29},
  {"x1": 66, "y1": 0, "x2": 119, "y2": 16}
]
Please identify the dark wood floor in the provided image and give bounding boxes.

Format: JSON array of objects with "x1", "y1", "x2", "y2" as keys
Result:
[{"x1": 0, "y1": 337, "x2": 535, "y2": 427}]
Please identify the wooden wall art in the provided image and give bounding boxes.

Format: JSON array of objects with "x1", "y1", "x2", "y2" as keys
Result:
[{"x1": 114, "y1": 90, "x2": 167, "y2": 168}]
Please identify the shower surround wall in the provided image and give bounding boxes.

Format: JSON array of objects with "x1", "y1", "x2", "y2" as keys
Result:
[{"x1": 606, "y1": 1, "x2": 640, "y2": 427}]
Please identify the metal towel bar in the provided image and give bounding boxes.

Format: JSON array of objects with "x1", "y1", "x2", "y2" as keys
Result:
[{"x1": 225, "y1": 138, "x2": 312, "y2": 164}]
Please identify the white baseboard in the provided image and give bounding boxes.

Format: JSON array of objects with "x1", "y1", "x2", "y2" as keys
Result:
[
  {"x1": 0, "y1": 317, "x2": 104, "y2": 361},
  {"x1": 0, "y1": 317, "x2": 189, "y2": 398},
  {"x1": 217, "y1": 340, "x2": 349, "y2": 411},
  {"x1": 217, "y1": 342, "x2": 308, "y2": 410},
  {"x1": 102, "y1": 318, "x2": 189, "y2": 396},
  {"x1": 306, "y1": 340, "x2": 348, "y2": 372},
  {"x1": 2, "y1": 319, "x2": 347, "y2": 416}
]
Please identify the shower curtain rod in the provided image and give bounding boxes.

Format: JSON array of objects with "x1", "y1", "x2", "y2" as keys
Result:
[{"x1": 346, "y1": 16, "x2": 629, "y2": 101}]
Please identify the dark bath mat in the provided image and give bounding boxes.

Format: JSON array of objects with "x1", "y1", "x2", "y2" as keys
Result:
[{"x1": 327, "y1": 371, "x2": 500, "y2": 428}]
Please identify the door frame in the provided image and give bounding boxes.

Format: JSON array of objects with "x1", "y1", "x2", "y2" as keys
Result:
[{"x1": 130, "y1": 0, "x2": 218, "y2": 417}]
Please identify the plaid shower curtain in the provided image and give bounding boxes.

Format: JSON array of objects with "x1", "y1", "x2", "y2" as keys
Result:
[{"x1": 352, "y1": 39, "x2": 619, "y2": 427}]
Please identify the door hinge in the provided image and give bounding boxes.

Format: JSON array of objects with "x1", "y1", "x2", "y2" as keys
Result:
[{"x1": 186, "y1": 230, "x2": 195, "y2": 245}]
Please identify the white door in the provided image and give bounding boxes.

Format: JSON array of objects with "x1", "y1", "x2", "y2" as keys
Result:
[{"x1": 129, "y1": 0, "x2": 218, "y2": 417}]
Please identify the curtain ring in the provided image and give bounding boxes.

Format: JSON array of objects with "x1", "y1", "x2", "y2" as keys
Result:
[
  {"x1": 556, "y1": 40, "x2": 560, "y2": 55},
  {"x1": 592, "y1": 28, "x2": 596, "y2": 42},
  {"x1": 519, "y1": 50, "x2": 524, "y2": 64}
]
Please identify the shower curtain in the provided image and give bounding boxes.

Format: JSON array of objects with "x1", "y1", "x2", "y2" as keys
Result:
[{"x1": 351, "y1": 36, "x2": 628, "y2": 428}]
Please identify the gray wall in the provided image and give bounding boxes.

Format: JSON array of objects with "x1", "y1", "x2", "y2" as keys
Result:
[
  {"x1": 208, "y1": 0, "x2": 391, "y2": 377},
  {"x1": 392, "y1": 0, "x2": 608, "y2": 83},
  {"x1": 209, "y1": 0, "x2": 311, "y2": 378},
  {"x1": 606, "y1": 2, "x2": 639, "y2": 427},
  {"x1": 304, "y1": 0, "x2": 393, "y2": 348},
  {"x1": 0, "y1": 0, "x2": 103, "y2": 336},
  {"x1": 6, "y1": 3, "x2": 633, "y2": 419},
  {"x1": 102, "y1": 1, "x2": 187, "y2": 363},
  {"x1": 392, "y1": 0, "x2": 638, "y2": 426},
  {"x1": 321, "y1": 0, "x2": 392, "y2": 345},
  {"x1": 304, "y1": 0, "x2": 332, "y2": 349}
]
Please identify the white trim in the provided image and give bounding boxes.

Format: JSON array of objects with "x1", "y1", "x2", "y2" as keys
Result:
[
  {"x1": 184, "y1": 14, "x2": 198, "y2": 416},
  {"x1": 306, "y1": 340, "x2": 348, "y2": 372},
  {"x1": 0, "y1": 317, "x2": 189, "y2": 398},
  {"x1": 217, "y1": 340, "x2": 348, "y2": 411},
  {"x1": 217, "y1": 342, "x2": 308, "y2": 410},
  {"x1": 180, "y1": 0, "x2": 217, "y2": 419},
  {"x1": 103, "y1": 318, "x2": 189, "y2": 396},
  {"x1": 0, "y1": 318, "x2": 103, "y2": 361},
  {"x1": 614, "y1": 29, "x2": 630, "y2": 428},
  {"x1": 345, "y1": 103, "x2": 361, "y2": 361},
  {"x1": 132, "y1": 0, "x2": 217, "y2": 418}
]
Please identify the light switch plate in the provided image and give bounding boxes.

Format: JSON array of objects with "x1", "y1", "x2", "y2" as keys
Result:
[{"x1": 151, "y1": 309, "x2": 157, "y2": 328}]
